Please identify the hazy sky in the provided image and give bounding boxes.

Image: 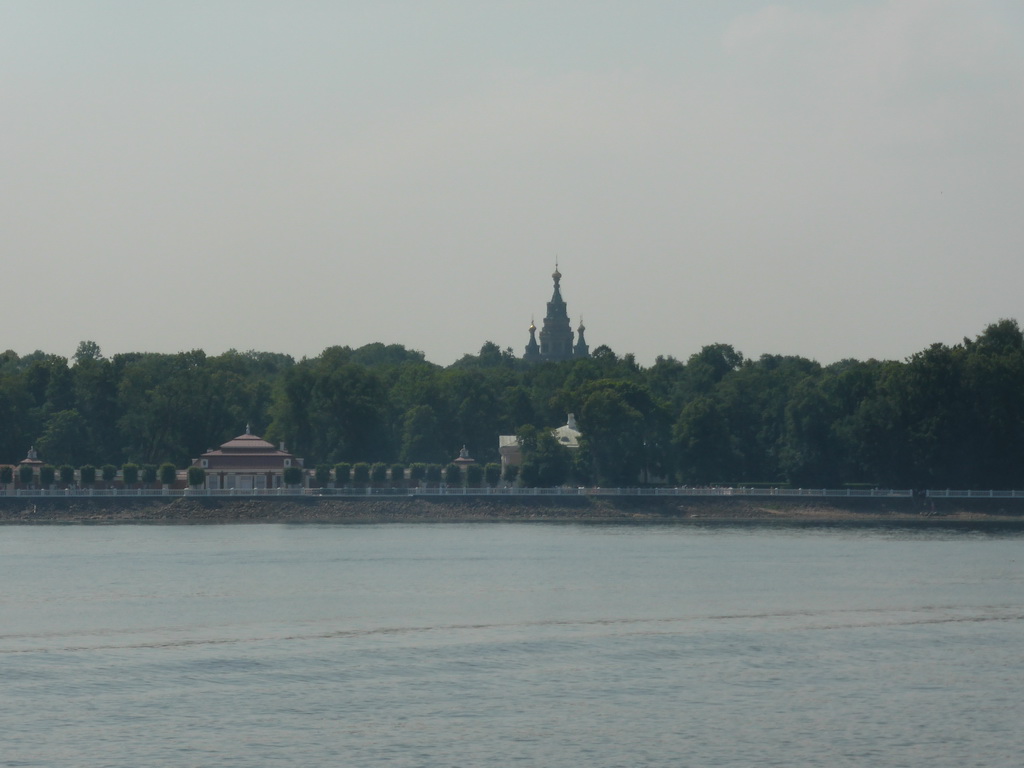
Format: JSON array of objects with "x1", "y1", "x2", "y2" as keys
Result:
[{"x1": 3, "y1": 1, "x2": 1022, "y2": 366}]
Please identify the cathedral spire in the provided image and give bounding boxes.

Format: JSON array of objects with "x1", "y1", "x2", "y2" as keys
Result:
[
  {"x1": 550, "y1": 260, "x2": 563, "y2": 305},
  {"x1": 523, "y1": 263, "x2": 589, "y2": 362}
]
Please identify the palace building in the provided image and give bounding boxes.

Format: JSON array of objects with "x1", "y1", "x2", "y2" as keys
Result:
[
  {"x1": 524, "y1": 264, "x2": 590, "y2": 362},
  {"x1": 192, "y1": 426, "x2": 305, "y2": 490}
]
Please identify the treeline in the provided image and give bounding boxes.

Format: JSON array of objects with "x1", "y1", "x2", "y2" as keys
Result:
[{"x1": 2, "y1": 320, "x2": 1024, "y2": 489}]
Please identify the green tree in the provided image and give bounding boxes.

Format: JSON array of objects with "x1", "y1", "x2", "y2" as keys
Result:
[
  {"x1": 352, "y1": 462, "x2": 370, "y2": 486},
  {"x1": 117, "y1": 351, "x2": 222, "y2": 465},
  {"x1": 42, "y1": 357, "x2": 74, "y2": 415},
  {"x1": 333, "y1": 462, "x2": 351, "y2": 486},
  {"x1": 59, "y1": 464, "x2": 76, "y2": 486},
  {"x1": 879, "y1": 344, "x2": 967, "y2": 488},
  {"x1": 348, "y1": 342, "x2": 427, "y2": 367},
  {"x1": 314, "y1": 465, "x2": 332, "y2": 486},
  {"x1": 408, "y1": 463, "x2": 427, "y2": 486},
  {"x1": 101, "y1": 464, "x2": 118, "y2": 485},
  {"x1": 159, "y1": 462, "x2": 177, "y2": 486},
  {"x1": 576, "y1": 381, "x2": 665, "y2": 486},
  {"x1": 646, "y1": 355, "x2": 689, "y2": 410},
  {"x1": 673, "y1": 396, "x2": 734, "y2": 484},
  {"x1": 187, "y1": 466, "x2": 206, "y2": 488},
  {"x1": 449, "y1": 341, "x2": 517, "y2": 370},
  {"x1": 18, "y1": 464, "x2": 34, "y2": 486},
  {"x1": 283, "y1": 466, "x2": 303, "y2": 487},
  {"x1": 142, "y1": 464, "x2": 158, "y2": 486},
  {"x1": 390, "y1": 464, "x2": 406, "y2": 486},
  {"x1": 399, "y1": 404, "x2": 446, "y2": 464},
  {"x1": 36, "y1": 409, "x2": 90, "y2": 467},
  {"x1": 778, "y1": 365, "x2": 871, "y2": 488},
  {"x1": 370, "y1": 462, "x2": 388, "y2": 486},
  {"x1": 712, "y1": 354, "x2": 820, "y2": 484},
  {"x1": 268, "y1": 351, "x2": 390, "y2": 465},
  {"x1": 80, "y1": 464, "x2": 97, "y2": 486},
  {"x1": 683, "y1": 343, "x2": 744, "y2": 396},
  {"x1": 40, "y1": 464, "x2": 55, "y2": 487},
  {"x1": 71, "y1": 344, "x2": 121, "y2": 464},
  {"x1": 440, "y1": 368, "x2": 503, "y2": 465},
  {"x1": 570, "y1": 442, "x2": 594, "y2": 486},
  {"x1": 465, "y1": 463, "x2": 484, "y2": 487},
  {"x1": 499, "y1": 385, "x2": 535, "y2": 435},
  {"x1": 444, "y1": 463, "x2": 462, "y2": 487},
  {"x1": 518, "y1": 428, "x2": 570, "y2": 487},
  {"x1": 503, "y1": 464, "x2": 519, "y2": 485},
  {"x1": 484, "y1": 463, "x2": 502, "y2": 487},
  {"x1": 425, "y1": 464, "x2": 443, "y2": 486},
  {"x1": 121, "y1": 463, "x2": 139, "y2": 487},
  {"x1": 73, "y1": 340, "x2": 103, "y2": 364},
  {"x1": 958, "y1": 320, "x2": 1024, "y2": 488},
  {"x1": 0, "y1": 357, "x2": 38, "y2": 461}
]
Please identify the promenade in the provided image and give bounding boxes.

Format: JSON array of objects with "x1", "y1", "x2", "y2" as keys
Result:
[{"x1": 3, "y1": 485, "x2": 915, "y2": 499}]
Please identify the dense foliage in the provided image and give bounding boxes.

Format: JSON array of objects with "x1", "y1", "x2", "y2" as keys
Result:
[{"x1": 3, "y1": 323, "x2": 1024, "y2": 489}]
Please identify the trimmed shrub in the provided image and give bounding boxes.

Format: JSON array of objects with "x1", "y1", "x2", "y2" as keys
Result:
[
  {"x1": 158, "y1": 462, "x2": 177, "y2": 486},
  {"x1": 187, "y1": 466, "x2": 206, "y2": 487},
  {"x1": 40, "y1": 464, "x2": 56, "y2": 487},
  {"x1": 444, "y1": 463, "x2": 462, "y2": 487},
  {"x1": 333, "y1": 462, "x2": 351, "y2": 486},
  {"x1": 352, "y1": 462, "x2": 371, "y2": 485},
  {"x1": 314, "y1": 465, "x2": 332, "y2": 486},
  {"x1": 425, "y1": 464, "x2": 442, "y2": 486},
  {"x1": 484, "y1": 463, "x2": 502, "y2": 487},
  {"x1": 390, "y1": 464, "x2": 406, "y2": 486},
  {"x1": 503, "y1": 464, "x2": 520, "y2": 485},
  {"x1": 408, "y1": 463, "x2": 427, "y2": 485},
  {"x1": 121, "y1": 463, "x2": 139, "y2": 487}
]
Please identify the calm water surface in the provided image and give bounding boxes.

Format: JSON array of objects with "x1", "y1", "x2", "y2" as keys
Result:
[{"x1": 1, "y1": 522, "x2": 1022, "y2": 767}]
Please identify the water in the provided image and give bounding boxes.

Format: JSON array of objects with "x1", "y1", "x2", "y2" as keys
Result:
[{"x1": 1, "y1": 522, "x2": 1022, "y2": 767}]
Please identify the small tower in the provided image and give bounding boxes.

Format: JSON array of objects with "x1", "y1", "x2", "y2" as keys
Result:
[
  {"x1": 524, "y1": 318, "x2": 541, "y2": 361},
  {"x1": 574, "y1": 318, "x2": 589, "y2": 358},
  {"x1": 19, "y1": 446, "x2": 43, "y2": 470},
  {"x1": 453, "y1": 445, "x2": 476, "y2": 471}
]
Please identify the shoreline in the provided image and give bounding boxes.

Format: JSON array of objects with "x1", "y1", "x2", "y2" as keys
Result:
[{"x1": 3, "y1": 495, "x2": 1024, "y2": 526}]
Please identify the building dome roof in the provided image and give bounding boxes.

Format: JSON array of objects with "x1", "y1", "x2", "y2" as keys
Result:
[{"x1": 217, "y1": 432, "x2": 279, "y2": 453}]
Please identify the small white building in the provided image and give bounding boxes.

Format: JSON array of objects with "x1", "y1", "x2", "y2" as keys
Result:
[{"x1": 498, "y1": 414, "x2": 581, "y2": 474}]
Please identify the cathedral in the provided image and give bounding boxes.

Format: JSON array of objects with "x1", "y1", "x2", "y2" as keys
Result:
[{"x1": 524, "y1": 264, "x2": 590, "y2": 362}]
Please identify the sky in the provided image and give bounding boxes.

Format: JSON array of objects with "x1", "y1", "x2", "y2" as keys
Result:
[{"x1": 2, "y1": 1, "x2": 1022, "y2": 367}]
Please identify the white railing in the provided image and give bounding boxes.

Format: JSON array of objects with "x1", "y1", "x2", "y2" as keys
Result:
[
  {"x1": 925, "y1": 489, "x2": 1024, "y2": 499},
  {"x1": 0, "y1": 486, "x2": 915, "y2": 499}
]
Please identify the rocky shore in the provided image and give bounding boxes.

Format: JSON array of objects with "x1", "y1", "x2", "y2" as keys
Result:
[{"x1": 2, "y1": 494, "x2": 1024, "y2": 525}]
